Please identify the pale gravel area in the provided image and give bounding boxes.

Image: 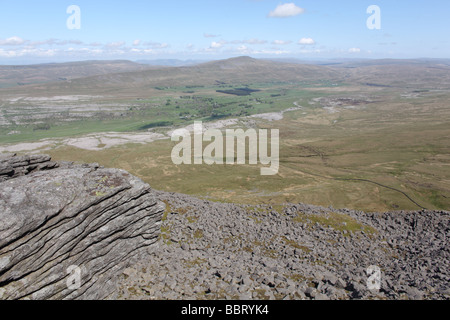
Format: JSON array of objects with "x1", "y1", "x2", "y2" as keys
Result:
[
  {"x1": 246, "y1": 105, "x2": 302, "y2": 121},
  {"x1": 64, "y1": 132, "x2": 168, "y2": 151},
  {"x1": 248, "y1": 113, "x2": 284, "y2": 121},
  {"x1": 166, "y1": 119, "x2": 240, "y2": 137},
  {"x1": 20, "y1": 95, "x2": 104, "y2": 102},
  {"x1": 0, "y1": 141, "x2": 55, "y2": 154},
  {"x1": 0, "y1": 132, "x2": 167, "y2": 153}
]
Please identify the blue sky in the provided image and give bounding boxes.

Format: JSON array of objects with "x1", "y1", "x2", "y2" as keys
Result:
[{"x1": 0, "y1": 0, "x2": 449, "y2": 63}]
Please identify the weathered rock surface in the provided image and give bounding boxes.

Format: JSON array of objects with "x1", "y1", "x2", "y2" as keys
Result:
[
  {"x1": 0, "y1": 154, "x2": 164, "y2": 300},
  {"x1": 0, "y1": 153, "x2": 59, "y2": 182}
]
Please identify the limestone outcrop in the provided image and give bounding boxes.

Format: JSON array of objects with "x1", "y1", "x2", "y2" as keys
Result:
[
  {"x1": 0, "y1": 153, "x2": 58, "y2": 182},
  {"x1": 0, "y1": 154, "x2": 164, "y2": 300}
]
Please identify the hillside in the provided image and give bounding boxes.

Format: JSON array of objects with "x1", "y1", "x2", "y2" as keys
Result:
[
  {"x1": 0, "y1": 60, "x2": 152, "y2": 89},
  {"x1": 2, "y1": 57, "x2": 450, "y2": 98},
  {"x1": 345, "y1": 63, "x2": 450, "y2": 90},
  {"x1": 0, "y1": 56, "x2": 342, "y2": 97}
]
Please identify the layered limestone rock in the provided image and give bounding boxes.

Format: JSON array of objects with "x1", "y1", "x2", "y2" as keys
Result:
[
  {"x1": 0, "y1": 154, "x2": 164, "y2": 300},
  {"x1": 0, "y1": 153, "x2": 59, "y2": 182}
]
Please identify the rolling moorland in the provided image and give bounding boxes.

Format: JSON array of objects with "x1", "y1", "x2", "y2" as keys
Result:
[{"x1": 0, "y1": 56, "x2": 449, "y2": 213}]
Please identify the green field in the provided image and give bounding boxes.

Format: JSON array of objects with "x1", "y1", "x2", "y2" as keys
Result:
[{"x1": 0, "y1": 81, "x2": 333, "y2": 144}]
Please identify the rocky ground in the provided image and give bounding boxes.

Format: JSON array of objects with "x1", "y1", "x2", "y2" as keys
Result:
[
  {"x1": 116, "y1": 191, "x2": 449, "y2": 300},
  {"x1": 1, "y1": 153, "x2": 448, "y2": 300}
]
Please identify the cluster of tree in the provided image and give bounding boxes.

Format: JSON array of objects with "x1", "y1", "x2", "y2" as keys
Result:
[
  {"x1": 33, "y1": 123, "x2": 51, "y2": 131},
  {"x1": 138, "y1": 121, "x2": 173, "y2": 130},
  {"x1": 216, "y1": 88, "x2": 261, "y2": 96}
]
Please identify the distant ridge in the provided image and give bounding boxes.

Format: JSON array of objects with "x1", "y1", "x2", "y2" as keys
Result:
[
  {"x1": 0, "y1": 60, "x2": 152, "y2": 88},
  {"x1": 265, "y1": 57, "x2": 450, "y2": 68},
  {"x1": 0, "y1": 56, "x2": 341, "y2": 95},
  {"x1": 136, "y1": 59, "x2": 208, "y2": 67},
  {"x1": 2, "y1": 56, "x2": 450, "y2": 95}
]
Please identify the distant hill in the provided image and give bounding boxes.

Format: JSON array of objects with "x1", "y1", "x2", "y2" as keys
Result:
[
  {"x1": 265, "y1": 57, "x2": 450, "y2": 68},
  {"x1": 9, "y1": 56, "x2": 340, "y2": 96},
  {"x1": 264, "y1": 57, "x2": 450, "y2": 88},
  {"x1": 0, "y1": 60, "x2": 152, "y2": 88},
  {"x1": 1, "y1": 56, "x2": 449, "y2": 96},
  {"x1": 345, "y1": 62, "x2": 450, "y2": 89},
  {"x1": 326, "y1": 58, "x2": 450, "y2": 68},
  {"x1": 136, "y1": 59, "x2": 208, "y2": 67}
]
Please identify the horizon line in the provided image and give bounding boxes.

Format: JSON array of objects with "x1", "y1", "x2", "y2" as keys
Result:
[{"x1": 1, "y1": 55, "x2": 450, "y2": 66}]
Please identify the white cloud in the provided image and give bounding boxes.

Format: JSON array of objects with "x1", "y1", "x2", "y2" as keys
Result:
[
  {"x1": 65, "y1": 47, "x2": 104, "y2": 56},
  {"x1": 143, "y1": 41, "x2": 169, "y2": 49},
  {"x1": 348, "y1": 47, "x2": 361, "y2": 53},
  {"x1": 298, "y1": 48, "x2": 324, "y2": 54},
  {"x1": 298, "y1": 38, "x2": 315, "y2": 45},
  {"x1": 0, "y1": 49, "x2": 17, "y2": 57},
  {"x1": 237, "y1": 45, "x2": 250, "y2": 54},
  {"x1": 133, "y1": 40, "x2": 141, "y2": 46},
  {"x1": 243, "y1": 38, "x2": 267, "y2": 45},
  {"x1": 0, "y1": 47, "x2": 56, "y2": 58},
  {"x1": 129, "y1": 48, "x2": 157, "y2": 55},
  {"x1": 210, "y1": 41, "x2": 225, "y2": 49},
  {"x1": 234, "y1": 46, "x2": 290, "y2": 56},
  {"x1": 105, "y1": 41, "x2": 126, "y2": 48},
  {"x1": 263, "y1": 49, "x2": 290, "y2": 55},
  {"x1": 0, "y1": 36, "x2": 26, "y2": 46},
  {"x1": 269, "y1": 3, "x2": 305, "y2": 18},
  {"x1": 272, "y1": 40, "x2": 292, "y2": 45},
  {"x1": 29, "y1": 39, "x2": 57, "y2": 46},
  {"x1": 68, "y1": 40, "x2": 83, "y2": 45},
  {"x1": 228, "y1": 39, "x2": 267, "y2": 45},
  {"x1": 27, "y1": 39, "x2": 83, "y2": 47},
  {"x1": 204, "y1": 33, "x2": 220, "y2": 38}
]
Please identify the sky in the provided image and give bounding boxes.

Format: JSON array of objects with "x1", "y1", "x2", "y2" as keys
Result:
[{"x1": 0, "y1": 0, "x2": 449, "y2": 64}]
